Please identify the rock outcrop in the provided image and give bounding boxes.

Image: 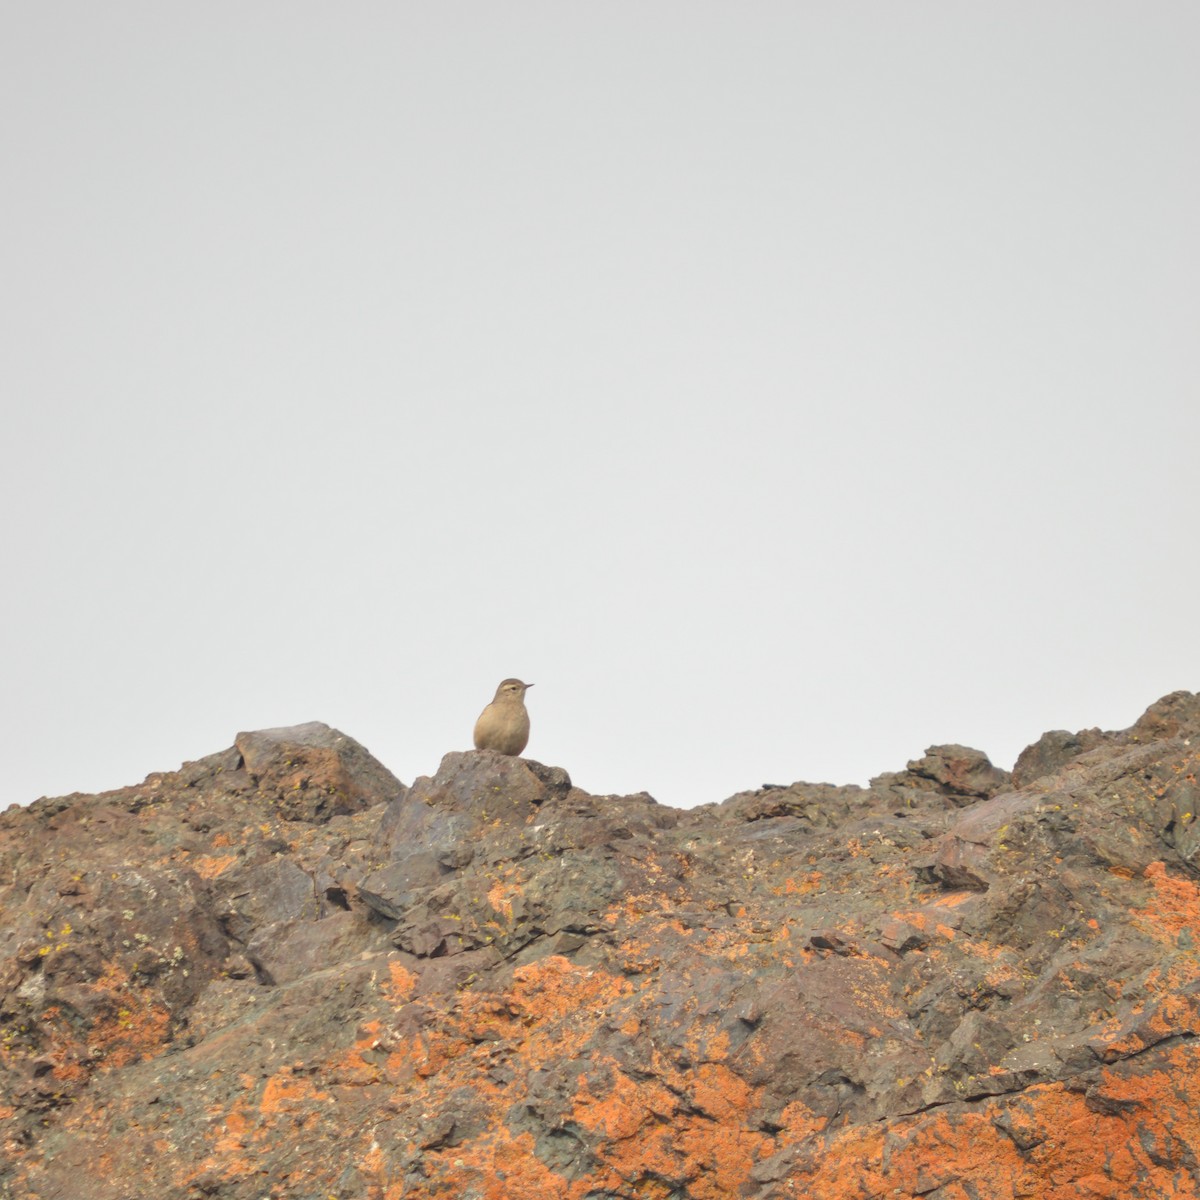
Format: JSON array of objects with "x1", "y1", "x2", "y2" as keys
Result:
[{"x1": 2, "y1": 698, "x2": 1200, "y2": 1198}]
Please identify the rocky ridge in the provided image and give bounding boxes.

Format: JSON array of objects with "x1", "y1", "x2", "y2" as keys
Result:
[{"x1": 2, "y1": 695, "x2": 1199, "y2": 1198}]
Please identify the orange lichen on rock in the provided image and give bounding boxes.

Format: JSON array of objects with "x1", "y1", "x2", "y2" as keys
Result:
[
  {"x1": 383, "y1": 959, "x2": 417, "y2": 1003},
  {"x1": 486, "y1": 875, "x2": 523, "y2": 919},
  {"x1": 778, "y1": 1098, "x2": 828, "y2": 1141},
  {"x1": 891, "y1": 909, "x2": 931, "y2": 930},
  {"x1": 188, "y1": 1087, "x2": 264, "y2": 1189},
  {"x1": 690, "y1": 1060, "x2": 757, "y2": 1121},
  {"x1": 604, "y1": 888, "x2": 680, "y2": 925},
  {"x1": 571, "y1": 1062, "x2": 772, "y2": 1200},
  {"x1": 837, "y1": 953, "x2": 908, "y2": 1024},
  {"x1": 774, "y1": 1047, "x2": 1200, "y2": 1199},
  {"x1": 208, "y1": 1107, "x2": 253, "y2": 1161},
  {"x1": 1143, "y1": 955, "x2": 1200, "y2": 997},
  {"x1": 781, "y1": 872, "x2": 823, "y2": 895},
  {"x1": 384, "y1": 1023, "x2": 470, "y2": 1082},
  {"x1": 414, "y1": 1129, "x2": 576, "y2": 1200},
  {"x1": 1134, "y1": 860, "x2": 1200, "y2": 941},
  {"x1": 674, "y1": 1121, "x2": 775, "y2": 1200},
  {"x1": 326, "y1": 1020, "x2": 389, "y2": 1086},
  {"x1": 573, "y1": 1066, "x2": 664, "y2": 1140},
  {"x1": 259, "y1": 1068, "x2": 331, "y2": 1114},
  {"x1": 190, "y1": 853, "x2": 237, "y2": 879},
  {"x1": 506, "y1": 955, "x2": 632, "y2": 1027},
  {"x1": 75, "y1": 962, "x2": 173, "y2": 1068}
]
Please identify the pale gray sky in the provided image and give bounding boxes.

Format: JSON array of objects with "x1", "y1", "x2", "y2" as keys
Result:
[{"x1": 3, "y1": 4, "x2": 1197, "y2": 810}]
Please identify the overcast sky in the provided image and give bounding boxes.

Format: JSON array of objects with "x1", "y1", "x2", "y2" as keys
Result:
[{"x1": 3, "y1": 4, "x2": 1197, "y2": 811}]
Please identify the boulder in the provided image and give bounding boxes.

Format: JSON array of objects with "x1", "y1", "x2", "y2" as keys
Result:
[{"x1": 235, "y1": 721, "x2": 405, "y2": 822}]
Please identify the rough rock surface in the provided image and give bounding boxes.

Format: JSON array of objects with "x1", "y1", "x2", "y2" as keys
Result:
[{"x1": 2, "y1": 697, "x2": 1200, "y2": 1198}]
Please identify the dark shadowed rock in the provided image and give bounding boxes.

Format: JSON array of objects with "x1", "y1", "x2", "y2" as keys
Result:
[{"x1": 3, "y1": 695, "x2": 1200, "y2": 1199}]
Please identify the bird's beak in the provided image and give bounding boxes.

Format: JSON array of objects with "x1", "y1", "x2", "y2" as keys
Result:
[{"x1": 526, "y1": 682, "x2": 535, "y2": 688}]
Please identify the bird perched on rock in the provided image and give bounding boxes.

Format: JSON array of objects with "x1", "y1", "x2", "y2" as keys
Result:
[{"x1": 473, "y1": 678, "x2": 533, "y2": 756}]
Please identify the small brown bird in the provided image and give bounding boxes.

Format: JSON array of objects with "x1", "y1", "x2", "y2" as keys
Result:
[{"x1": 472, "y1": 678, "x2": 533, "y2": 756}]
